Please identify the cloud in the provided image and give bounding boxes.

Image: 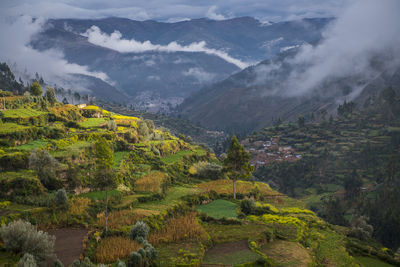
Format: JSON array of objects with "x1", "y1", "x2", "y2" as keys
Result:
[
  {"x1": 83, "y1": 26, "x2": 250, "y2": 69},
  {"x1": 0, "y1": 15, "x2": 109, "y2": 90},
  {"x1": 183, "y1": 67, "x2": 216, "y2": 83},
  {"x1": 205, "y1": 6, "x2": 228, "y2": 20},
  {"x1": 1, "y1": 0, "x2": 350, "y2": 22},
  {"x1": 283, "y1": 0, "x2": 400, "y2": 97}
]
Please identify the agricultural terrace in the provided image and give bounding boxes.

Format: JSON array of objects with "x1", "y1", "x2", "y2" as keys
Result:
[{"x1": 0, "y1": 93, "x2": 397, "y2": 267}]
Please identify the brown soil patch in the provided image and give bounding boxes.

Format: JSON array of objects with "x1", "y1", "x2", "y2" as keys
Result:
[
  {"x1": 207, "y1": 240, "x2": 249, "y2": 254},
  {"x1": 260, "y1": 240, "x2": 311, "y2": 267},
  {"x1": 47, "y1": 228, "x2": 89, "y2": 266}
]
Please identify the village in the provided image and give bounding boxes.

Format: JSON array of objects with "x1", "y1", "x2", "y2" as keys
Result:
[{"x1": 241, "y1": 137, "x2": 302, "y2": 169}]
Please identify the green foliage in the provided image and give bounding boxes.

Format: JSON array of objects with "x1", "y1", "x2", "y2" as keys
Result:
[
  {"x1": 45, "y1": 87, "x2": 57, "y2": 106},
  {"x1": 191, "y1": 161, "x2": 222, "y2": 180},
  {"x1": 54, "y1": 188, "x2": 68, "y2": 209},
  {"x1": 0, "y1": 220, "x2": 55, "y2": 264},
  {"x1": 53, "y1": 259, "x2": 64, "y2": 267},
  {"x1": 129, "y1": 252, "x2": 142, "y2": 266},
  {"x1": 130, "y1": 221, "x2": 150, "y2": 241},
  {"x1": 349, "y1": 216, "x2": 373, "y2": 241},
  {"x1": 196, "y1": 199, "x2": 238, "y2": 219},
  {"x1": 0, "y1": 170, "x2": 45, "y2": 199},
  {"x1": 224, "y1": 136, "x2": 254, "y2": 198},
  {"x1": 28, "y1": 149, "x2": 61, "y2": 190},
  {"x1": 30, "y1": 81, "x2": 43, "y2": 97},
  {"x1": 18, "y1": 253, "x2": 37, "y2": 267}
]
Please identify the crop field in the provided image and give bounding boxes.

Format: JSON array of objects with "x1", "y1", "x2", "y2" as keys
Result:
[
  {"x1": 79, "y1": 117, "x2": 107, "y2": 128},
  {"x1": 13, "y1": 139, "x2": 48, "y2": 151},
  {"x1": 0, "y1": 108, "x2": 47, "y2": 118},
  {"x1": 196, "y1": 199, "x2": 237, "y2": 219}
]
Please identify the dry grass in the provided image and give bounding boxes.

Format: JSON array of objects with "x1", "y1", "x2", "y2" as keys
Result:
[
  {"x1": 69, "y1": 197, "x2": 91, "y2": 215},
  {"x1": 148, "y1": 213, "x2": 208, "y2": 246},
  {"x1": 198, "y1": 179, "x2": 275, "y2": 196},
  {"x1": 97, "y1": 209, "x2": 144, "y2": 229},
  {"x1": 134, "y1": 171, "x2": 168, "y2": 193},
  {"x1": 95, "y1": 236, "x2": 141, "y2": 263}
]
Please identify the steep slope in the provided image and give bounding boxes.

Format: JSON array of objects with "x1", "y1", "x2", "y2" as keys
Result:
[{"x1": 178, "y1": 49, "x2": 400, "y2": 133}]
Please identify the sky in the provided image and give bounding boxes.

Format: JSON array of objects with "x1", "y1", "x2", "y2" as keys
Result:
[{"x1": 0, "y1": 0, "x2": 350, "y2": 22}]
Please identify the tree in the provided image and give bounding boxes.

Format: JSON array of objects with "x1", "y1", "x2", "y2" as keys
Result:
[
  {"x1": 297, "y1": 114, "x2": 305, "y2": 128},
  {"x1": 29, "y1": 150, "x2": 61, "y2": 190},
  {"x1": 344, "y1": 170, "x2": 363, "y2": 200},
  {"x1": 30, "y1": 81, "x2": 43, "y2": 97},
  {"x1": 45, "y1": 87, "x2": 57, "y2": 106},
  {"x1": 94, "y1": 138, "x2": 117, "y2": 233},
  {"x1": 223, "y1": 136, "x2": 254, "y2": 199}
]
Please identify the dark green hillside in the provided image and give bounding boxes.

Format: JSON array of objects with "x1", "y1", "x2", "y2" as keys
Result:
[{"x1": 248, "y1": 88, "x2": 400, "y2": 251}]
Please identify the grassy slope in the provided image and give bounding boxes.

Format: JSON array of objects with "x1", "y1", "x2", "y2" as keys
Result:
[{"x1": 196, "y1": 199, "x2": 237, "y2": 219}]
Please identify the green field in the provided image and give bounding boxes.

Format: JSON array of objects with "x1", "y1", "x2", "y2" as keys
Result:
[
  {"x1": 161, "y1": 150, "x2": 194, "y2": 164},
  {"x1": 0, "y1": 123, "x2": 29, "y2": 134},
  {"x1": 356, "y1": 257, "x2": 394, "y2": 267},
  {"x1": 136, "y1": 186, "x2": 200, "y2": 214},
  {"x1": 196, "y1": 199, "x2": 238, "y2": 219},
  {"x1": 79, "y1": 117, "x2": 107, "y2": 128},
  {"x1": 0, "y1": 108, "x2": 47, "y2": 118},
  {"x1": 79, "y1": 190, "x2": 121, "y2": 200},
  {"x1": 13, "y1": 139, "x2": 48, "y2": 151}
]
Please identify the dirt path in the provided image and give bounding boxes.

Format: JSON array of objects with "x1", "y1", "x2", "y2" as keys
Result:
[{"x1": 47, "y1": 228, "x2": 89, "y2": 266}]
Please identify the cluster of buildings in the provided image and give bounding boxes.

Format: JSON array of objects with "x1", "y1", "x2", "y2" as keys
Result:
[{"x1": 242, "y1": 137, "x2": 302, "y2": 169}]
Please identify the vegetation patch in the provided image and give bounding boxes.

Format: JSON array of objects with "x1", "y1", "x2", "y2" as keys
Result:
[
  {"x1": 260, "y1": 240, "x2": 312, "y2": 267},
  {"x1": 203, "y1": 240, "x2": 260, "y2": 265},
  {"x1": 134, "y1": 171, "x2": 168, "y2": 193},
  {"x1": 196, "y1": 199, "x2": 238, "y2": 219},
  {"x1": 94, "y1": 236, "x2": 141, "y2": 263}
]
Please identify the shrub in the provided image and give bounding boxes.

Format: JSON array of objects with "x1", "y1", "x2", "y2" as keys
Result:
[
  {"x1": 71, "y1": 257, "x2": 95, "y2": 267},
  {"x1": 53, "y1": 259, "x2": 64, "y2": 267},
  {"x1": 130, "y1": 221, "x2": 149, "y2": 241},
  {"x1": 348, "y1": 216, "x2": 373, "y2": 241},
  {"x1": 129, "y1": 252, "x2": 142, "y2": 266},
  {"x1": 191, "y1": 161, "x2": 222, "y2": 180},
  {"x1": 54, "y1": 188, "x2": 68, "y2": 209},
  {"x1": 0, "y1": 220, "x2": 55, "y2": 264},
  {"x1": 0, "y1": 171, "x2": 45, "y2": 199},
  {"x1": 117, "y1": 259, "x2": 126, "y2": 267},
  {"x1": 18, "y1": 253, "x2": 37, "y2": 267},
  {"x1": 0, "y1": 152, "x2": 29, "y2": 171},
  {"x1": 240, "y1": 199, "x2": 256, "y2": 214}
]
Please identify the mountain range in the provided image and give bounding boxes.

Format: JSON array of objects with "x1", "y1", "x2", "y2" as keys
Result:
[{"x1": 32, "y1": 17, "x2": 332, "y2": 111}]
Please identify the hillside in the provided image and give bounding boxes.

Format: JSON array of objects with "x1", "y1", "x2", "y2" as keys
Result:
[
  {"x1": 245, "y1": 89, "x2": 400, "y2": 251},
  {"x1": 178, "y1": 45, "x2": 400, "y2": 134},
  {"x1": 0, "y1": 77, "x2": 399, "y2": 266}
]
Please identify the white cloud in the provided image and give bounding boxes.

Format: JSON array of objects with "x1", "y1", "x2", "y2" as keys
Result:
[
  {"x1": 83, "y1": 26, "x2": 250, "y2": 69},
  {"x1": 284, "y1": 0, "x2": 400, "y2": 96},
  {"x1": 0, "y1": 16, "x2": 109, "y2": 87},
  {"x1": 183, "y1": 67, "x2": 216, "y2": 83},
  {"x1": 205, "y1": 6, "x2": 228, "y2": 20}
]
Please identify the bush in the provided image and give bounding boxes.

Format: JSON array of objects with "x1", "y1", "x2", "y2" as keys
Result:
[
  {"x1": 129, "y1": 252, "x2": 142, "y2": 266},
  {"x1": 0, "y1": 172, "x2": 45, "y2": 200},
  {"x1": 0, "y1": 220, "x2": 55, "y2": 264},
  {"x1": 29, "y1": 150, "x2": 61, "y2": 190},
  {"x1": 117, "y1": 259, "x2": 126, "y2": 267},
  {"x1": 53, "y1": 259, "x2": 64, "y2": 267},
  {"x1": 18, "y1": 253, "x2": 37, "y2": 267},
  {"x1": 130, "y1": 221, "x2": 149, "y2": 241},
  {"x1": 240, "y1": 199, "x2": 256, "y2": 214},
  {"x1": 191, "y1": 161, "x2": 222, "y2": 180},
  {"x1": 54, "y1": 188, "x2": 68, "y2": 209}
]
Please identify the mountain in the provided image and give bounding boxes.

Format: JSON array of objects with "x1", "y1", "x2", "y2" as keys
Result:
[
  {"x1": 178, "y1": 48, "x2": 400, "y2": 133},
  {"x1": 31, "y1": 17, "x2": 332, "y2": 111}
]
